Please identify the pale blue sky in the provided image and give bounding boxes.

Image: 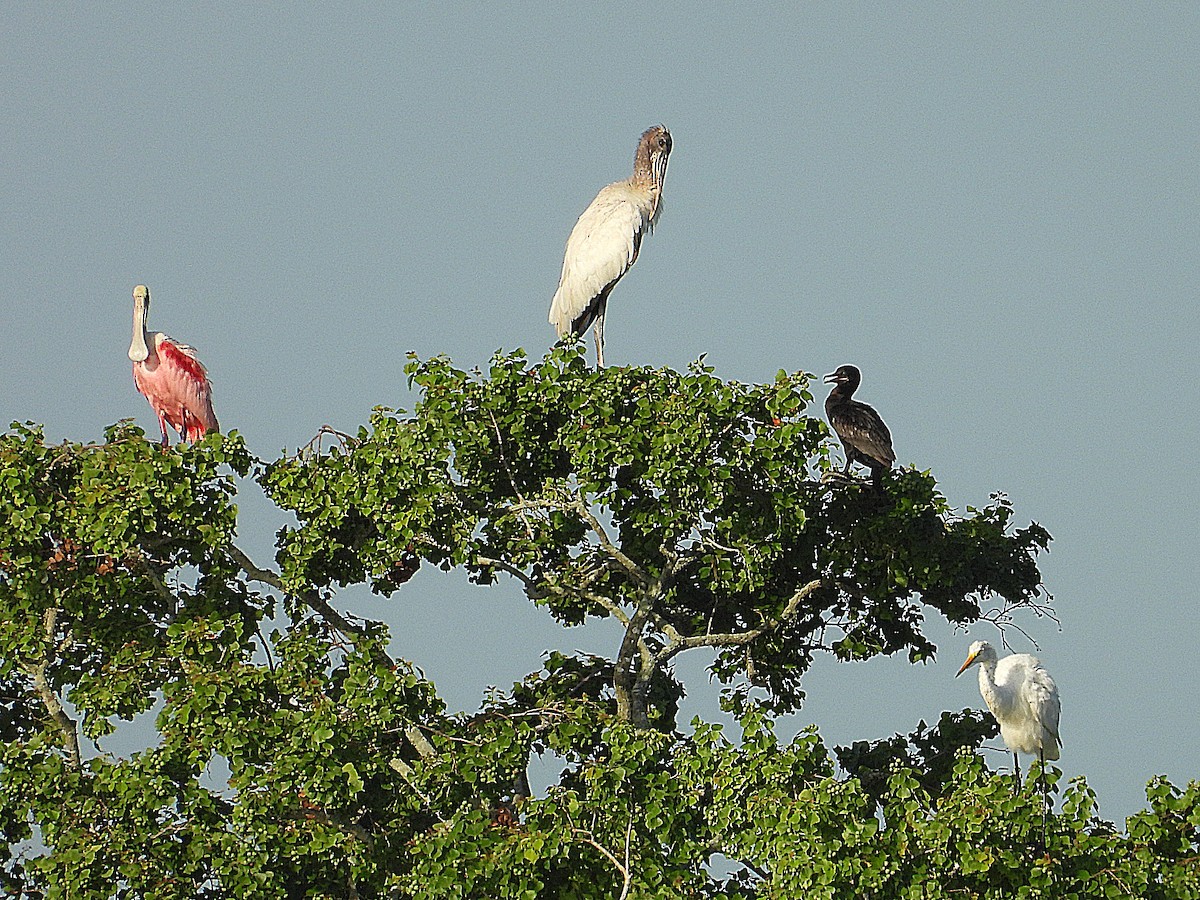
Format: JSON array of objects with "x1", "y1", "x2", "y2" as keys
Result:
[{"x1": 3, "y1": 4, "x2": 1197, "y2": 823}]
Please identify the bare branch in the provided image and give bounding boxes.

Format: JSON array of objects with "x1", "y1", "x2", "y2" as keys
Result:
[
  {"x1": 652, "y1": 579, "x2": 824, "y2": 667},
  {"x1": 572, "y1": 824, "x2": 632, "y2": 900},
  {"x1": 570, "y1": 491, "x2": 651, "y2": 588},
  {"x1": 977, "y1": 591, "x2": 1060, "y2": 653},
  {"x1": 229, "y1": 545, "x2": 394, "y2": 669},
  {"x1": 20, "y1": 607, "x2": 80, "y2": 770},
  {"x1": 294, "y1": 425, "x2": 357, "y2": 460}
]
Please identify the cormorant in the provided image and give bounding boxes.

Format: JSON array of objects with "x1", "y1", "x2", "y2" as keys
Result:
[{"x1": 823, "y1": 364, "x2": 895, "y2": 491}]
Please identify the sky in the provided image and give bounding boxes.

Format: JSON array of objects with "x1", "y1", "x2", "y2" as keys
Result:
[{"x1": 2, "y1": 4, "x2": 1197, "y2": 825}]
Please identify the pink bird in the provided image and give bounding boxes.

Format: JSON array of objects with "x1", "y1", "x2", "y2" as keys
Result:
[{"x1": 128, "y1": 284, "x2": 219, "y2": 447}]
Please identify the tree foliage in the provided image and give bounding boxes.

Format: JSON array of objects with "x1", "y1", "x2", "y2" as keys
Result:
[{"x1": 1, "y1": 350, "x2": 1196, "y2": 898}]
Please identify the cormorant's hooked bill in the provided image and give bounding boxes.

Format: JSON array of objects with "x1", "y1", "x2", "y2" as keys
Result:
[{"x1": 824, "y1": 364, "x2": 895, "y2": 490}]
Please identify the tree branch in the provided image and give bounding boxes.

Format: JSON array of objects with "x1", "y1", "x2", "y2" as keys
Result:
[
  {"x1": 20, "y1": 607, "x2": 80, "y2": 770},
  {"x1": 652, "y1": 579, "x2": 824, "y2": 667},
  {"x1": 228, "y1": 544, "x2": 285, "y2": 591},
  {"x1": 571, "y1": 818, "x2": 633, "y2": 900},
  {"x1": 569, "y1": 491, "x2": 651, "y2": 588},
  {"x1": 474, "y1": 555, "x2": 546, "y2": 600},
  {"x1": 124, "y1": 546, "x2": 177, "y2": 609},
  {"x1": 229, "y1": 544, "x2": 394, "y2": 669},
  {"x1": 476, "y1": 554, "x2": 635, "y2": 628}
]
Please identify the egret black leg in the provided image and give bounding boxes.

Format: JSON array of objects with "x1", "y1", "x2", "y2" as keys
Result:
[{"x1": 1013, "y1": 752, "x2": 1021, "y2": 789}]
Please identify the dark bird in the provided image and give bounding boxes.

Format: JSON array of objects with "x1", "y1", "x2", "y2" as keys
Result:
[
  {"x1": 549, "y1": 125, "x2": 673, "y2": 368},
  {"x1": 823, "y1": 364, "x2": 895, "y2": 490}
]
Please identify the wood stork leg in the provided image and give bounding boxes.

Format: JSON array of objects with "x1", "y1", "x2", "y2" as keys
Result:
[
  {"x1": 1012, "y1": 752, "x2": 1022, "y2": 790},
  {"x1": 594, "y1": 308, "x2": 606, "y2": 369}
]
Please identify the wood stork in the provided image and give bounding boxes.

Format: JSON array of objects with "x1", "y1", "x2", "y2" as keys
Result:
[
  {"x1": 549, "y1": 125, "x2": 673, "y2": 367},
  {"x1": 128, "y1": 284, "x2": 219, "y2": 447},
  {"x1": 823, "y1": 364, "x2": 895, "y2": 490},
  {"x1": 956, "y1": 640, "x2": 1062, "y2": 785}
]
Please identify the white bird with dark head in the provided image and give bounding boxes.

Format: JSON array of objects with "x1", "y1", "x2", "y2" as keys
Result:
[
  {"x1": 549, "y1": 125, "x2": 673, "y2": 368},
  {"x1": 956, "y1": 640, "x2": 1061, "y2": 785}
]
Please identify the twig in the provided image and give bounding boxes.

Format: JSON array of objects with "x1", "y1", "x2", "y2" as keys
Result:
[{"x1": 296, "y1": 425, "x2": 357, "y2": 459}]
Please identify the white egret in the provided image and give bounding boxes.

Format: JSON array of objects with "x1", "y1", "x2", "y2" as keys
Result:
[
  {"x1": 956, "y1": 640, "x2": 1061, "y2": 786},
  {"x1": 549, "y1": 125, "x2": 673, "y2": 368}
]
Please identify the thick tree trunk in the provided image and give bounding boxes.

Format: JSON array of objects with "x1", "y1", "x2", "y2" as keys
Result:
[{"x1": 613, "y1": 605, "x2": 651, "y2": 728}]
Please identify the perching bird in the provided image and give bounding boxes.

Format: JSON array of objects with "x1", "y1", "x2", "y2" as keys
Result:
[
  {"x1": 128, "y1": 284, "x2": 219, "y2": 447},
  {"x1": 957, "y1": 640, "x2": 1062, "y2": 785},
  {"x1": 549, "y1": 125, "x2": 673, "y2": 368},
  {"x1": 823, "y1": 364, "x2": 895, "y2": 490}
]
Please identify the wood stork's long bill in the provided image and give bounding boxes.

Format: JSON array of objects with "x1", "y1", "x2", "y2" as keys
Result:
[
  {"x1": 129, "y1": 284, "x2": 151, "y2": 363},
  {"x1": 636, "y1": 125, "x2": 673, "y2": 218}
]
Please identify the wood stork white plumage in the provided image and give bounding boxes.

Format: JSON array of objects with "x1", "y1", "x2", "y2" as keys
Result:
[
  {"x1": 128, "y1": 285, "x2": 219, "y2": 447},
  {"x1": 549, "y1": 125, "x2": 673, "y2": 367},
  {"x1": 956, "y1": 640, "x2": 1062, "y2": 786}
]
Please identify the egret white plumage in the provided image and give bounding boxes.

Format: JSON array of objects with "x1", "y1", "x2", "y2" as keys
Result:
[
  {"x1": 128, "y1": 285, "x2": 219, "y2": 447},
  {"x1": 549, "y1": 125, "x2": 672, "y2": 367},
  {"x1": 956, "y1": 640, "x2": 1061, "y2": 786}
]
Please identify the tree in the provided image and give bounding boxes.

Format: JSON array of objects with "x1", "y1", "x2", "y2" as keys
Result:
[
  {"x1": 265, "y1": 347, "x2": 1050, "y2": 728},
  {"x1": 1, "y1": 349, "x2": 1196, "y2": 898}
]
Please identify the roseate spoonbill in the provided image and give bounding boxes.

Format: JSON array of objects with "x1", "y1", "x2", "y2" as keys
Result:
[
  {"x1": 956, "y1": 640, "x2": 1062, "y2": 786},
  {"x1": 549, "y1": 125, "x2": 673, "y2": 368},
  {"x1": 823, "y1": 364, "x2": 895, "y2": 490},
  {"x1": 128, "y1": 284, "x2": 219, "y2": 447}
]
